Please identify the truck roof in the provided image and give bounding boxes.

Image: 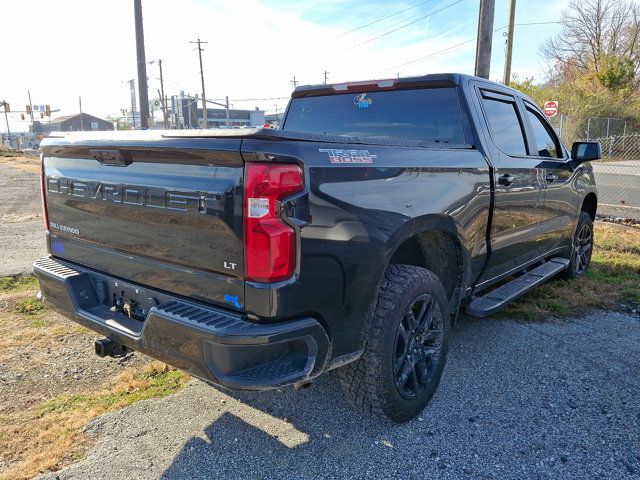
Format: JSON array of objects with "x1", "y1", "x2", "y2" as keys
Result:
[{"x1": 291, "y1": 73, "x2": 515, "y2": 98}]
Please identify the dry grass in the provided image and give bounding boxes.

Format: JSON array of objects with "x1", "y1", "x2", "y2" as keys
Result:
[
  {"x1": 0, "y1": 152, "x2": 39, "y2": 173},
  {"x1": 0, "y1": 280, "x2": 190, "y2": 479},
  {"x1": 0, "y1": 361, "x2": 189, "y2": 480},
  {"x1": 503, "y1": 221, "x2": 640, "y2": 320}
]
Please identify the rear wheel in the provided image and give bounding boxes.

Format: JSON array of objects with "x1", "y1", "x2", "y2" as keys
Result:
[
  {"x1": 337, "y1": 264, "x2": 450, "y2": 423},
  {"x1": 562, "y1": 211, "x2": 594, "y2": 279}
]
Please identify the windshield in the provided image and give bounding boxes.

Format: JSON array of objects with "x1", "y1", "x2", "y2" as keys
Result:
[{"x1": 283, "y1": 87, "x2": 466, "y2": 144}]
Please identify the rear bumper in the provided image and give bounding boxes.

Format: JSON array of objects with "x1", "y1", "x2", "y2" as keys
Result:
[{"x1": 33, "y1": 257, "x2": 330, "y2": 390}]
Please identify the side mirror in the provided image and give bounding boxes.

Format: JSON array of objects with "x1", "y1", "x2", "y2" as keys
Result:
[{"x1": 571, "y1": 142, "x2": 601, "y2": 162}]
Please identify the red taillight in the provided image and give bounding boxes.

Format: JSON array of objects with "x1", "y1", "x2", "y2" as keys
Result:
[
  {"x1": 244, "y1": 163, "x2": 304, "y2": 282},
  {"x1": 39, "y1": 154, "x2": 49, "y2": 231}
]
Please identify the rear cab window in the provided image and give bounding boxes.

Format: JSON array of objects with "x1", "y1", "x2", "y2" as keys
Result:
[
  {"x1": 282, "y1": 87, "x2": 467, "y2": 145},
  {"x1": 479, "y1": 91, "x2": 528, "y2": 156}
]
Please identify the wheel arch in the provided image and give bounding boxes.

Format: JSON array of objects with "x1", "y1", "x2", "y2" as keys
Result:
[
  {"x1": 581, "y1": 192, "x2": 597, "y2": 220},
  {"x1": 385, "y1": 215, "x2": 468, "y2": 312}
]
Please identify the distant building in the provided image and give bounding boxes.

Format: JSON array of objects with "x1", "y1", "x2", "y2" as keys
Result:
[
  {"x1": 265, "y1": 113, "x2": 284, "y2": 127},
  {"x1": 33, "y1": 113, "x2": 114, "y2": 134},
  {"x1": 176, "y1": 99, "x2": 265, "y2": 128}
]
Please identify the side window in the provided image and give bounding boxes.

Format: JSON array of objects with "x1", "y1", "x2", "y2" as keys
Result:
[
  {"x1": 525, "y1": 107, "x2": 561, "y2": 158},
  {"x1": 481, "y1": 94, "x2": 528, "y2": 156}
]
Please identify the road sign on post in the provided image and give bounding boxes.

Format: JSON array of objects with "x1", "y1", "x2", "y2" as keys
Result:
[{"x1": 544, "y1": 101, "x2": 558, "y2": 117}]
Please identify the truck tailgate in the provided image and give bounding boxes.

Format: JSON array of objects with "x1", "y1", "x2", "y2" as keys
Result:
[{"x1": 41, "y1": 135, "x2": 245, "y2": 310}]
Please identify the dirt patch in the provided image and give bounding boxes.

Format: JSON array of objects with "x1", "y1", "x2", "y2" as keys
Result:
[
  {"x1": 0, "y1": 289, "x2": 150, "y2": 415},
  {"x1": 0, "y1": 162, "x2": 46, "y2": 275},
  {"x1": 0, "y1": 282, "x2": 189, "y2": 479}
]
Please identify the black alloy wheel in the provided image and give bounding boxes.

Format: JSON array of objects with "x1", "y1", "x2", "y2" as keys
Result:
[
  {"x1": 573, "y1": 222, "x2": 593, "y2": 276},
  {"x1": 393, "y1": 294, "x2": 444, "y2": 400}
]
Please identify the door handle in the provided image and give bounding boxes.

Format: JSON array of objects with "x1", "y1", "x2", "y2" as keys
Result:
[
  {"x1": 546, "y1": 172, "x2": 558, "y2": 183},
  {"x1": 498, "y1": 174, "x2": 515, "y2": 187}
]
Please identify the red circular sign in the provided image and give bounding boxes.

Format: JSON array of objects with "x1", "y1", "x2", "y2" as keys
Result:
[{"x1": 544, "y1": 101, "x2": 558, "y2": 117}]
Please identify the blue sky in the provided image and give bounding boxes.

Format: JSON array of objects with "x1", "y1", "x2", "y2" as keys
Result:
[
  {"x1": 1, "y1": 0, "x2": 569, "y2": 132},
  {"x1": 264, "y1": 0, "x2": 568, "y2": 78}
]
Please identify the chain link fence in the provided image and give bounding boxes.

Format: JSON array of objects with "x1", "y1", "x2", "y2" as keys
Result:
[{"x1": 548, "y1": 115, "x2": 640, "y2": 220}]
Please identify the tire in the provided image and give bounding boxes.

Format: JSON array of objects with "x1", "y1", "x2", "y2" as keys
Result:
[
  {"x1": 336, "y1": 264, "x2": 450, "y2": 423},
  {"x1": 561, "y1": 211, "x2": 594, "y2": 279}
]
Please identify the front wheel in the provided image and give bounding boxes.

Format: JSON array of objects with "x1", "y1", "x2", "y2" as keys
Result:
[
  {"x1": 562, "y1": 211, "x2": 594, "y2": 279},
  {"x1": 336, "y1": 264, "x2": 450, "y2": 423}
]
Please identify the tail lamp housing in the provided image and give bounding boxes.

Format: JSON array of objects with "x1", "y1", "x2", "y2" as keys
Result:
[
  {"x1": 244, "y1": 163, "x2": 304, "y2": 283},
  {"x1": 40, "y1": 154, "x2": 50, "y2": 231}
]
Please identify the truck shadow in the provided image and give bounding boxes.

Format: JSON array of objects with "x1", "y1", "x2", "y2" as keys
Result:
[
  {"x1": 156, "y1": 311, "x2": 640, "y2": 478},
  {"x1": 159, "y1": 320, "x2": 476, "y2": 479},
  {"x1": 160, "y1": 369, "x2": 401, "y2": 478}
]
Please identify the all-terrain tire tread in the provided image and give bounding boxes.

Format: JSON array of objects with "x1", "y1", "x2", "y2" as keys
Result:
[{"x1": 336, "y1": 264, "x2": 449, "y2": 422}]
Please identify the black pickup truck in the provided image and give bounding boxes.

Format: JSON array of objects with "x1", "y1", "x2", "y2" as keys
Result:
[{"x1": 34, "y1": 74, "x2": 600, "y2": 422}]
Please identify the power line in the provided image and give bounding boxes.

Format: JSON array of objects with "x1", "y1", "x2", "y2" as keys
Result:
[
  {"x1": 379, "y1": 37, "x2": 476, "y2": 73},
  {"x1": 341, "y1": 0, "x2": 465, "y2": 53},
  {"x1": 335, "y1": 0, "x2": 434, "y2": 38},
  {"x1": 356, "y1": 0, "x2": 444, "y2": 40},
  {"x1": 515, "y1": 21, "x2": 561, "y2": 26},
  {"x1": 377, "y1": 20, "x2": 562, "y2": 75}
]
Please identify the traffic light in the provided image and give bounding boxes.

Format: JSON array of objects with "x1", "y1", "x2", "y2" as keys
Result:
[
  {"x1": 3, "y1": 103, "x2": 9, "y2": 112},
  {"x1": 21, "y1": 114, "x2": 25, "y2": 120},
  {"x1": 45, "y1": 105, "x2": 51, "y2": 116},
  {"x1": 26, "y1": 105, "x2": 31, "y2": 114}
]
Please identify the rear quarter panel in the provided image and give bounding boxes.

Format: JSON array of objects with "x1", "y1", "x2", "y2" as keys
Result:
[{"x1": 242, "y1": 139, "x2": 491, "y2": 358}]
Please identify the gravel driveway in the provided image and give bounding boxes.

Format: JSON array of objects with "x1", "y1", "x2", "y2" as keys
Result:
[
  {"x1": 0, "y1": 162, "x2": 46, "y2": 275},
  {"x1": 38, "y1": 311, "x2": 640, "y2": 480}
]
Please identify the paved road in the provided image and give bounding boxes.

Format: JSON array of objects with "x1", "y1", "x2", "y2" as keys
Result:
[
  {"x1": 0, "y1": 162, "x2": 46, "y2": 275},
  {"x1": 593, "y1": 160, "x2": 640, "y2": 220},
  {"x1": 39, "y1": 311, "x2": 640, "y2": 480}
]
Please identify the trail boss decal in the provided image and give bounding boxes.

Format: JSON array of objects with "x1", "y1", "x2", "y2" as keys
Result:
[
  {"x1": 354, "y1": 93, "x2": 373, "y2": 108},
  {"x1": 318, "y1": 149, "x2": 377, "y2": 164}
]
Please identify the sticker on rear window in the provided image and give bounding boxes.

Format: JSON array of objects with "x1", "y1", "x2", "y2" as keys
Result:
[
  {"x1": 319, "y1": 148, "x2": 377, "y2": 164},
  {"x1": 354, "y1": 93, "x2": 373, "y2": 108}
]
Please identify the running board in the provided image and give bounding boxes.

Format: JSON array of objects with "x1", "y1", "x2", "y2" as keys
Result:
[{"x1": 467, "y1": 258, "x2": 570, "y2": 317}]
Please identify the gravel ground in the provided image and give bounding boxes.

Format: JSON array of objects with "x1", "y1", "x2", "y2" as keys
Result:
[
  {"x1": 38, "y1": 311, "x2": 640, "y2": 480},
  {"x1": 0, "y1": 162, "x2": 46, "y2": 275}
]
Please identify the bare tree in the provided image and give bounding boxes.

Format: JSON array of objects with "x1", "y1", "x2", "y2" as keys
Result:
[{"x1": 542, "y1": 0, "x2": 640, "y2": 78}]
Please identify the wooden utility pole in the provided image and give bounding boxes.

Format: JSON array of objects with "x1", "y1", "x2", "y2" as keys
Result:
[
  {"x1": 190, "y1": 38, "x2": 208, "y2": 128},
  {"x1": 79, "y1": 96, "x2": 84, "y2": 131},
  {"x1": 290, "y1": 76, "x2": 298, "y2": 89},
  {"x1": 323, "y1": 71, "x2": 329, "y2": 84},
  {"x1": 158, "y1": 59, "x2": 169, "y2": 128},
  {"x1": 27, "y1": 90, "x2": 35, "y2": 131},
  {"x1": 474, "y1": 0, "x2": 495, "y2": 79},
  {"x1": 133, "y1": 0, "x2": 150, "y2": 129},
  {"x1": 1, "y1": 101, "x2": 11, "y2": 146},
  {"x1": 503, "y1": 0, "x2": 517, "y2": 85}
]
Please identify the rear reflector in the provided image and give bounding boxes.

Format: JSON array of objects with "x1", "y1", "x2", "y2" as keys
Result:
[
  {"x1": 39, "y1": 154, "x2": 49, "y2": 231},
  {"x1": 244, "y1": 163, "x2": 304, "y2": 283}
]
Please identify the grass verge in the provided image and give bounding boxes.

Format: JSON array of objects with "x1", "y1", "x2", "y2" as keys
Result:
[
  {"x1": 503, "y1": 221, "x2": 640, "y2": 320},
  {"x1": 0, "y1": 282, "x2": 190, "y2": 480},
  {"x1": 0, "y1": 361, "x2": 189, "y2": 480},
  {"x1": 0, "y1": 275, "x2": 39, "y2": 293}
]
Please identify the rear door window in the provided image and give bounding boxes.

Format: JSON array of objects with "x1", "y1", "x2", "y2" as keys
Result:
[
  {"x1": 283, "y1": 87, "x2": 466, "y2": 144},
  {"x1": 480, "y1": 93, "x2": 528, "y2": 156}
]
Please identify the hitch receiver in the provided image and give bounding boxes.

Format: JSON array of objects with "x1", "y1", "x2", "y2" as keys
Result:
[{"x1": 94, "y1": 338, "x2": 130, "y2": 358}]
